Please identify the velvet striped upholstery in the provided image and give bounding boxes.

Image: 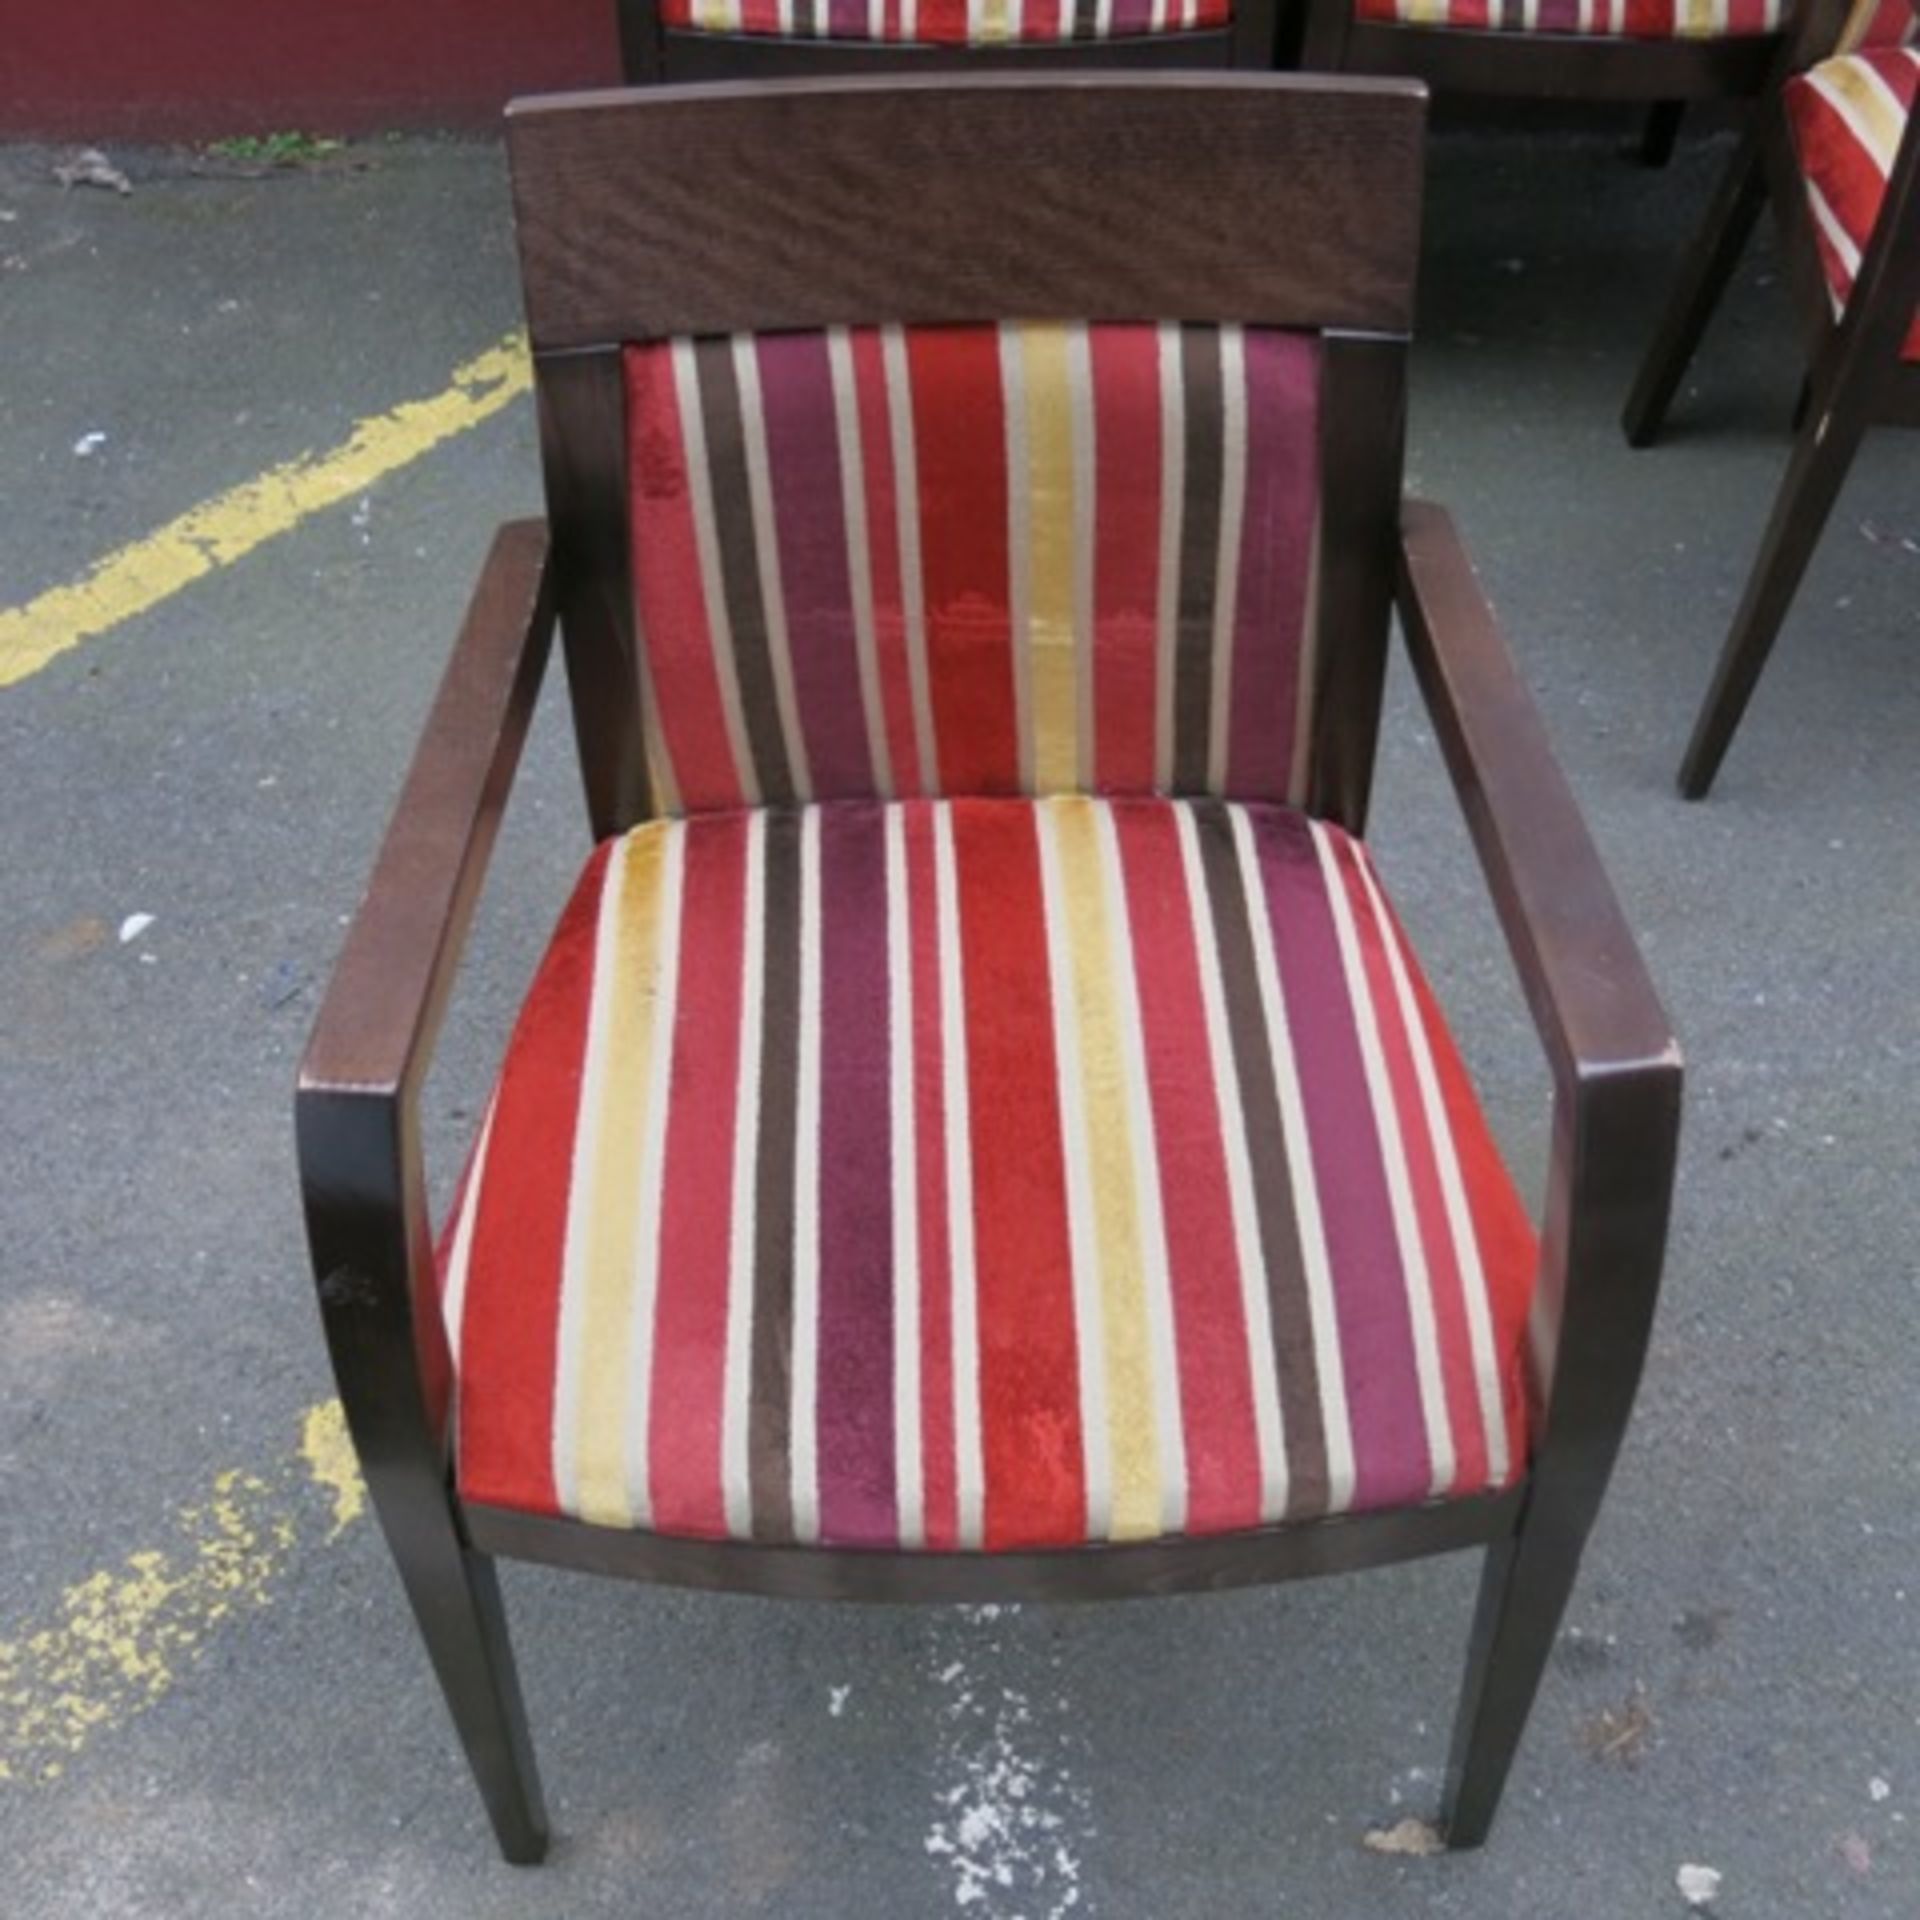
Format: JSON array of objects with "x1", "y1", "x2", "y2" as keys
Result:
[
  {"x1": 443, "y1": 797, "x2": 1537, "y2": 1550},
  {"x1": 1352, "y1": 0, "x2": 1788, "y2": 38},
  {"x1": 1837, "y1": 0, "x2": 1920, "y2": 52},
  {"x1": 626, "y1": 325, "x2": 1322, "y2": 815},
  {"x1": 1786, "y1": 47, "x2": 1920, "y2": 359},
  {"x1": 659, "y1": 0, "x2": 1232, "y2": 42}
]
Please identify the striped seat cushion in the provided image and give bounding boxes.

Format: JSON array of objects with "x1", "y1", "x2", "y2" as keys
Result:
[
  {"x1": 628, "y1": 324, "x2": 1320, "y2": 815},
  {"x1": 1786, "y1": 47, "x2": 1920, "y2": 360},
  {"x1": 1838, "y1": 0, "x2": 1919, "y2": 52},
  {"x1": 659, "y1": 0, "x2": 1230, "y2": 41},
  {"x1": 1351, "y1": 0, "x2": 1787, "y2": 35},
  {"x1": 442, "y1": 797, "x2": 1536, "y2": 1551}
]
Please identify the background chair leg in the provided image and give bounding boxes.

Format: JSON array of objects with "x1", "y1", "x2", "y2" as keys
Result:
[
  {"x1": 1678, "y1": 403, "x2": 1864, "y2": 798},
  {"x1": 391, "y1": 1521, "x2": 550, "y2": 1863},
  {"x1": 1638, "y1": 100, "x2": 1684, "y2": 167},
  {"x1": 1621, "y1": 132, "x2": 1768, "y2": 447},
  {"x1": 1440, "y1": 1514, "x2": 1586, "y2": 1849}
]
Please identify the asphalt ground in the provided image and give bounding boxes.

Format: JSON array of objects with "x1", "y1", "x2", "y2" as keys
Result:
[{"x1": 1, "y1": 119, "x2": 1917, "y2": 1918}]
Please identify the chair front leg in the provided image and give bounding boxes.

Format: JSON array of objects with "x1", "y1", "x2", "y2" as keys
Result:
[{"x1": 1677, "y1": 395, "x2": 1867, "y2": 796}]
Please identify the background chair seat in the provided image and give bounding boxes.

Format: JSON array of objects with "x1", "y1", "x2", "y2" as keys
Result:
[
  {"x1": 657, "y1": 0, "x2": 1230, "y2": 39},
  {"x1": 1351, "y1": 0, "x2": 1786, "y2": 38},
  {"x1": 1786, "y1": 44, "x2": 1920, "y2": 356},
  {"x1": 443, "y1": 795, "x2": 1536, "y2": 1552}
]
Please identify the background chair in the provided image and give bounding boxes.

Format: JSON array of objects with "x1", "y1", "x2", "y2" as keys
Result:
[
  {"x1": 616, "y1": 0, "x2": 1277, "y2": 80},
  {"x1": 1297, "y1": 0, "x2": 1798, "y2": 167},
  {"x1": 296, "y1": 72, "x2": 1681, "y2": 1864},
  {"x1": 1623, "y1": 0, "x2": 1918, "y2": 795}
]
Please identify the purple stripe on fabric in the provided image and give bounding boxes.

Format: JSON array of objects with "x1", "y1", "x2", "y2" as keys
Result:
[
  {"x1": 1534, "y1": 0, "x2": 1581, "y2": 28},
  {"x1": 1225, "y1": 333, "x2": 1320, "y2": 803},
  {"x1": 1247, "y1": 805, "x2": 1429, "y2": 1509},
  {"x1": 1108, "y1": 0, "x2": 1155, "y2": 29},
  {"x1": 754, "y1": 333, "x2": 876, "y2": 799},
  {"x1": 814, "y1": 803, "x2": 899, "y2": 1544},
  {"x1": 827, "y1": 0, "x2": 869, "y2": 30}
]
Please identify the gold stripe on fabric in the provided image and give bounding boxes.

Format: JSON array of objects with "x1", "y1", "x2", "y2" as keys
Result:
[
  {"x1": 1819, "y1": 54, "x2": 1909, "y2": 163},
  {"x1": 1022, "y1": 325, "x2": 1083, "y2": 796},
  {"x1": 573, "y1": 830, "x2": 671, "y2": 1527},
  {"x1": 1051, "y1": 797, "x2": 1162, "y2": 1539}
]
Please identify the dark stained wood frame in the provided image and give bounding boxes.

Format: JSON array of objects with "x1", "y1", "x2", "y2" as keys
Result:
[
  {"x1": 1621, "y1": 0, "x2": 1920, "y2": 794},
  {"x1": 296, "y1": 76, "x2": 1681, "y2": 1867},
  {"x1": 615, "y1": 0, "x2": 1278, "y2": 81}
]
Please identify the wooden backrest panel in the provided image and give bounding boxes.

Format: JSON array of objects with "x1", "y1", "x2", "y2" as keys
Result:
[{"x1": 507, "y1": 76, "x2": 1427, "y2": 350}]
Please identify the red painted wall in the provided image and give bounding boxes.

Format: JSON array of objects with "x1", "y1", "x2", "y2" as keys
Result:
[{"x1": 1, "y1": 0, "x2": 621, "y2": 141}]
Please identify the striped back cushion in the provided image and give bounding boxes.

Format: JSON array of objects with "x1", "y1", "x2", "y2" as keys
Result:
[
  {"x1": 627, "y1": 324, "x2": 1322, "y2": 815},
  {"x1": 1353, "y1": 0, "x2": 1790, "y2": 39},
  {"x1": 659, "y1": 0, "x2": 1231, "y2": 41},
  {"x1": 1838, "y1": 0, "x2": 1919, "y2": 48}
]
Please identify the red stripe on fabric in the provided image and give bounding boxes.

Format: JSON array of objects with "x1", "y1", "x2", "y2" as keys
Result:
[
  {"x1": 1396, "y1": 907, "x2": 1538, "y2": 1483},
  {"x1": 741, "y1": 0, "x2": 782, "y2": 29},
  {"x1": 915, "y1": 0, "x2": 971, "y2": 37},
  {"x1": 1326, "y1": 835, "x2": 1489, "y2": 1494},
  {"x1": 1112, "y1": 801, "x2": 1263, "y2": 1534},
  {"x1": 1224, "y1": 331, "x2": 1319, "y2": 803},
  {"x1": 907, "y1": 803, "x2": 958, "y2": 1547},
  {"x1": 646, "y1": 815, "x2": 749, "y2": 1538},
  {"x1": 852, "y1": 329, "x2": 925, "y2": 795},
  {"x1": 907, "y1": 329, "x2": 1020, "y2": 795},
  {"x1": 455, "y1": 843, "x2": 613, "y2": 1517},
  {"x1": 1088, "y1": 327, "x2": 1163, "y2": 795},
  {"x1": 1791, "y1": 76, "x2": 1893, "y2": 257},
  {"x1": 952, "y1": 799, "x2": 1084, "y2": 1549},
  {"x1": 625, "y1": 344, "x2": 747, "y2": 812},
  {"x1": 660, "y1": 0, "x2": 692, "y2": 19}
]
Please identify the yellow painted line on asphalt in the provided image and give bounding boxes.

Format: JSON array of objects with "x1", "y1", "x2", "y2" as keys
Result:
[
  {"x1": 0, "y1": 332, "x2": 532, "y2": 691},
  {"x1": 0, "y1": 1400, "x2": 363, "y2": 1786}
]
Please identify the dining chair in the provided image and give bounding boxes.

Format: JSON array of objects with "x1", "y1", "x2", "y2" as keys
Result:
[
  {"x1": 1622, "y1": 0, "x2": 1918, "y2": 795},
  {"x1": 295, "y1": 72, "x2": 1682, "y2": 1864},
  {"x1": 615, "y1": 0, "x2": 1277, "y2": 79}
]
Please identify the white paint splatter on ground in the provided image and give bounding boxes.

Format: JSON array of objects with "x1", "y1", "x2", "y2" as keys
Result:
[{"x1": 923, "y1": 1604, "x2": 1094, "y2": 1917}]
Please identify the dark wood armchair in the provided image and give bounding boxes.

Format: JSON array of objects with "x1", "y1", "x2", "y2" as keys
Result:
[
  {"x1": 1622, "y1": 0, "x2": 1919, "y2": 794},
  {"x1": 296, "y1": 73, "x2": 1682, "y2": 1864},
  {"x1": 615, "y1": 0, "x2": 1276, "y2": 80}
]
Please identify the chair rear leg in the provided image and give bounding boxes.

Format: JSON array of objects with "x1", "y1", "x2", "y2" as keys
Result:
[
  {"x1": 1638, "y1": 101, "x2": 1684, "y2": 168},
  {"x1": 389, "y1": 1510, "x2": 550, "y2": 1863},
  {"x1": 1678, "y1": 402, "x2": 1865, "y2": 798},
  {"x1": 1439, "y1": 1508, "x2": 1588, "y2": 1849},
  {"x1": 1621, "y1": 131, "x2": 1768, "y2": 447}
]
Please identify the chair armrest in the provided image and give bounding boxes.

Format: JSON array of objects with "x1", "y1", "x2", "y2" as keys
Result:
[
  {"x1": 1395, "y1": 500, "x2": 1681, "y2": 1512},
  {"x1": 296, "y1": 519, "x2": 556, "y2": 1465}
]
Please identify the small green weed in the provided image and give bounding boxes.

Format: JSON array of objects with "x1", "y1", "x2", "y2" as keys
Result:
[{"x1": 205, "y1": 131, "x2": 343, "y2": 168}]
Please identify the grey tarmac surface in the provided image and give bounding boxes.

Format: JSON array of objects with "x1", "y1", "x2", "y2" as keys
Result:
[{"x1": 0, "y1": 120, "x2": 1916, "y2": 1919}]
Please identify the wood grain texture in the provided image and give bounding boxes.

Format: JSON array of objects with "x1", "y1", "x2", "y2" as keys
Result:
[
  {"x1": 462, "y1": 1488, "x2": 1522, "y2": 1601},
  {"x1": 507, "y1": 75, "x2": 1428, "y2": 349}
]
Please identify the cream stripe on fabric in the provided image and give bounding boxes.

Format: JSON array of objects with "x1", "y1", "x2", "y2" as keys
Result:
[
  {"x1": 551, "y1": 837, "x2": 636, "y2": 1522},
  {"x1": 1205, "y1": 325, "x2": 1248, "y2": 796},
  {"x1": 1153, "y1": 323, "x2": 1184, "y2": 793},
  {"x1": 440, "y1": 1098, "x2": 496, "y2": 1359},
  {"x1": 1093, "y1": 801, "x2": 1191, "y2": 1537},
  {"x1": 618, "y1": 826, "x2": 688, "y2": 1530},
  {"x1": 721, "y1": 813, "x2": 768, "y2": 1538},
  {"x1": 1001, "y1": 326, "x2": 1037, "y2": 794},
  {"x1": 1310, "y1": 821, "x2": 1454, "y2": 1497},
  {"x1": 1227, "y1": 807, "x2": 1356, "y2": 1512},
  {"x1": 829, "y1": 327, "x2": 895, "y2": 799},
  {"x1": 1034, "y1": 800, "x2": 1118, "y2": 1540},
  {"x1": 886, "y1": 807, "x2": 926, "y2": 1547},
  {"x1": 1350, "y1": 844, "x2": 1512, "y2": 1487},
  {"x1": 1023, "y1": 324, "x2": 1082, "y2": 796},
  {"x1": 1173, "y1": 806, "x2": 1288, "y2": 1523},
  {"x1": 632, "y1": 612, "x2": 683, "y2": 821},
  {"x1": 790, "y1": 807, "x2": 825, "y2": 1541},
  {"x1": 1068, "y1": 325, "x2": 1099, "y2": 793},
  {"x1": 673, "y1": 340, "x2": 760, "y2": 808},
  {"x1": 733, "y1": 337, "x2": 814, "y2": 803},
  {"x1": 883, "y1": 326, "x2": 941, "y2": 795},
  {"x1": 935, "y1": 803, "x2": 986, "y2": 1546},
  {"x1": 1816, "y1": 49, "x2": 1910, "y2": 158},
  {"x1": 1807, "y1": 177, "x2": 1865, "y2": 299}
]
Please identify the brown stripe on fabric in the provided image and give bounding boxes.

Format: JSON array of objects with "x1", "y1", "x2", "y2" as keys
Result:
[
  {"x1": 747, "y1": 809, "x2": 803, "y2": 1540},
  {"x1": 1173, "y1": 327, "x2": 1225, "y2": 795},
  {"x1": 694, "y1": 336, "x2": 796, "y2": 808},
  {"x1": 1072, "y1": 0, "x2": 1101, "y2": 33},
  {"x1": 1191, "y1": 801, "x2": 1329, "y2": 1514}
]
